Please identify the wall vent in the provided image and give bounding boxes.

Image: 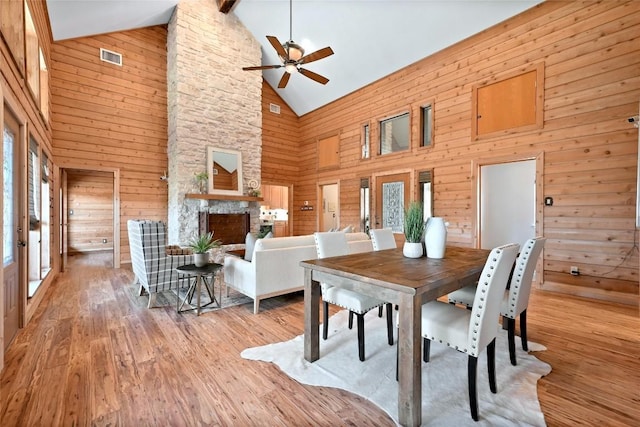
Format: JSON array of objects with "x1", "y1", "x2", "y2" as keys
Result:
[
  {"x1": 269, "y1": 103, "x2": 281, "y2": 114},
  {"x1": 100, "y1": 48, "x2": 123, "y2": 66}
]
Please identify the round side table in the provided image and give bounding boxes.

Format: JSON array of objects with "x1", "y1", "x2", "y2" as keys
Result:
[{"x1": 175, "y1": 263, "x2": 223, "y2": 315}]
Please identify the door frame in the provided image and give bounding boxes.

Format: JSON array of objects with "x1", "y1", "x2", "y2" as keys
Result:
[
  {"x1": 471, "y1": 151, "x2": 544, "y2": 286},
  {"x1": 58, "y1": 163, "x2": 121, "y2": 268}
]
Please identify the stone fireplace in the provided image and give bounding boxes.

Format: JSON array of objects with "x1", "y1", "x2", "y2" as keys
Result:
[{"x1": 166, "y1": 0, "x2": 263, "y2": 245}]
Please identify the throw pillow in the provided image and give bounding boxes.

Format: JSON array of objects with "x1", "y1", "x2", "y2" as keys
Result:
[
  {"x1": 244, "y1": 233, "x2": 257, "y2": 261},
  {"x1": 244, "y1": 231, "x2": 274, "y2": 262}
]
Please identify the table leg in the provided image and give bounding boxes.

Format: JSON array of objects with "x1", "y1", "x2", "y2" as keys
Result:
[
  {"x1": 196, "y1": 273, "x2": 202, "y2": 316},
  {"x1": 178, "y1": 276, "x2": 197, "y2": 313},
  {"x1": 303, "y1": 268, "x2": 320, "y2": 362},
  {"x1": 397, "y1": 292, "x2": 422, "y2": 427}
]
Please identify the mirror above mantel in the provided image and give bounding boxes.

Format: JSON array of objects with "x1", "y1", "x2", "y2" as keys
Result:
[{"x1": 207, "y1": 147, "x2": 243, "y2": 195}]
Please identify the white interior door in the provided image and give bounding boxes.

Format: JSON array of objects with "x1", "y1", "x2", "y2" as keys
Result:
[{"x1": 480, "y1": 160, "x2": 536, "y2": 250}]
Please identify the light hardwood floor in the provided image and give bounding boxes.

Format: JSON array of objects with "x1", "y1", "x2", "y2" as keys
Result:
[{"x1": 1, "y1": 253, "x2": 638, "y2": 426}]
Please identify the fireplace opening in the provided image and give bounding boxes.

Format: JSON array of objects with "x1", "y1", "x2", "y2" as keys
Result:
[{"x1": 198, "y1": 212, "x2": 250, "y2": 245}]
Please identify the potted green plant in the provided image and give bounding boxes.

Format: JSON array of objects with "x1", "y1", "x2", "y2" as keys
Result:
[
  {"x1": 188, "y1": 232, "x2": 222, "y2": 267},
  {"x1": 194, "y1": 171, "x2": 209, "y2": 194},
  {"x1": 403, "y1": 201, "x2": 425, "y2": 258}
]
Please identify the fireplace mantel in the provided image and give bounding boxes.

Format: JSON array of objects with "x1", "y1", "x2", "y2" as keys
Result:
[{"x1": 185, "y1": 193, "x2": 263, "y2": 202}]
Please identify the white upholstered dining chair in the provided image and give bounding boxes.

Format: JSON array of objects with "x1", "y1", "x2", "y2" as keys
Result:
[
  {"x1": 370, "y1": 228, "x2": 397, "y2": 251},
  {"x1": 421, "y1": 243, "x2": 519, "y2": 421},
  {"x1": 314, "y1": 232, "x2": 393, "y2": 361},
  {"x1": 448, "y1": 237, "x2": 546, "y2": 365}
]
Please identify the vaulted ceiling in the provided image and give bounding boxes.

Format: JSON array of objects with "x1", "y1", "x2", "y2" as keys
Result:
[{"x1": 46, "y1": 0, "x2": 543, "y2": 116}]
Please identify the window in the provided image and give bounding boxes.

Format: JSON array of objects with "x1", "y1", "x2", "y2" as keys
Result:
[
  {"x1": 379, "y1": 112, "x2": 409, "y2": 155},
  {"x1": 360, "y1": 178, "x2": 370, "y2": 233},
  {"x1": 25, "y1": 1, "x2": 39, "y2": 100},
  {"x1": 28, "y1": 137, "x2": 40, "y2": 229},
  {"x1": 361, "y1": 123, "x2": 370, "y2": 159},
  {"x1": 420, "y1": 104, "x2": 432, "y2": 147},
  {"x1": 27, "y1": 136, "x2": 53, "y2": 297},
  {"x1": 418, "y1": 170, "x2": 433, "y2": 220}
]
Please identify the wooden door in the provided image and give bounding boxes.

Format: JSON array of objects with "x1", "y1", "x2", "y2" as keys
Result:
[
  {"x1": 3, "y1": 108, "x2": 22, "y2": 350},
  {"x1": 375, "y1": 173, "x2": 410, "y2": 232}
]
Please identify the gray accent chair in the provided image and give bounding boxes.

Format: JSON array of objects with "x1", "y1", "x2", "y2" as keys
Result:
[{"x1": 127, "y1": 220, "x2": 194, "y2": 308}]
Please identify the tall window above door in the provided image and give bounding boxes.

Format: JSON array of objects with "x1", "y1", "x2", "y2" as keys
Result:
[
  {"x1": 420, "y1": 104, "x2": 433, "y2": 148},
  {"x1": 361, "y1": 123, "x2": 370, "y2": 159},
  {"x1": 379, "y1": 112, "x2": 409, "y2": 155}
]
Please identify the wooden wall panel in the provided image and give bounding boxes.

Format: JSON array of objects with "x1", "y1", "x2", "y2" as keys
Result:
[
  {"x1": 66, "y1": 170, "x2": 114, "y2": 253},
  {"x1": 50, "y1": 27, "x2": 169, "y2": 264},
  {"x1": 286, "y1": 1, "x2": 639, "y2": 305}
]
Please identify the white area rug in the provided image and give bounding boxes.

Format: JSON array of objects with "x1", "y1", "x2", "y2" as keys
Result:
[{"x1": 241, "y1": 310, "x2": 551, "y2": 426}]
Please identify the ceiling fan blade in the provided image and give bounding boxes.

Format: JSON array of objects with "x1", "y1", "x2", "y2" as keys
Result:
[
  {"x1": 242, "y1": 64, "x2": 283, "y2": 71},
  {"x1": 266, "y1": 35, "x2": 288, "y2": 60},
  {"x1": 298, "y1": 46, "x2": 334, "y2": 65},
  {"x1": 278, "y1": 72, "x2": 291, "y2": 88},
  {"x1": 298, "y1": 68, "x2": 329, "y2": 85}
]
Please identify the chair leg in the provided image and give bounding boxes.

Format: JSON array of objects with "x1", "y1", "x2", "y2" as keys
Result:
[
  {"x1": 507, "y1": 317, "x2": 517, "y2": 366},
  {"x1": 348, "y1": 311, "x2": 354, "y2": 329},
  {"x1": 386, "y1": 303, "x2": 394, "y2": 345},
  {"x1": 487, "y1": 338, "x2": 497, "y2": 393},
  {"x1": 468, "y1": 355, "x2": 479, "y2": 422},
  {"x1": 147, "y1": 292, "x2": 157, "y2": 309},
  {"x1": 357, "y1": 313, "x2": 365, "y2": 362},
  {"x1": 520, "y1": 309, "x2": 528, "y2": 351},
  {"x1": 378, "y1": 305, "x2": 383, "y2": 317},
  {"x1": 423, "y1": 337, "x2": 430, "y2": 363},
  {"x1": 323, "y1": 301, "x2": 329, "y2": 340}
]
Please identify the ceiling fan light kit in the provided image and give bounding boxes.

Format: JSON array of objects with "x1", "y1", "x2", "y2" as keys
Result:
[{"x1": 242, "y1": 0, "x2": 333, "y2": 88}]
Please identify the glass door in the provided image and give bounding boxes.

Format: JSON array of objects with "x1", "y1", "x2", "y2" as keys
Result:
[{"x1": 3, "y1": 108, "x2": 22, "y2": 350}]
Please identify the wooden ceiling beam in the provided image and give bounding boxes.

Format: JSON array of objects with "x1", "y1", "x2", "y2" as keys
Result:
[{"x1": 217, "y1": 0, "x2": 238, "y2": 14}]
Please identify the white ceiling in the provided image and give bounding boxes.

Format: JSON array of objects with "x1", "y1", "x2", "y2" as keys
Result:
[{"x1": 46, "y1": 0, "x2": 542, "y2": 116}]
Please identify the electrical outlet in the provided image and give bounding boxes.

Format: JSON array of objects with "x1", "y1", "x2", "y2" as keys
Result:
[
  {"x1": 570, "y1": 266, "x2": 579, "y2": 276},
  {"x1": 103, "y1": 238, "x2": 107, "y2": 244}
]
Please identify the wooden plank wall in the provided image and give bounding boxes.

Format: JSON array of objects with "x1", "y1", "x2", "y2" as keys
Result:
[
  {"x1": 50, "y1": 27, "x2": 169, "y2": 264},
  {"x1": 261, "y1": 83, "x2": 300, "y2": 187},
  {"x1": 66, "y1": 169, "x2": 114, "y2": 253},
  {"x1": 264, "y1": 1, "x2": 639, "y2": 305}
]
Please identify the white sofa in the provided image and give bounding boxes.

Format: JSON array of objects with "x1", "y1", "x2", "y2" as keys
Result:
[{"x1": 224, "y1": 232, "x2": 372, "y2": 313}]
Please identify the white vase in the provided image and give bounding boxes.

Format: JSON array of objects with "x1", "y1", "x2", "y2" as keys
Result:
[
  {"x1": 403, "y1": 242, "x2": 423, "y2": 258},
  {"x1": 194, "y1": 252, "x2": 209, "y2": 267},
  {"x1": 425, "y1": 217, "x2": 447, "y2": 259}
]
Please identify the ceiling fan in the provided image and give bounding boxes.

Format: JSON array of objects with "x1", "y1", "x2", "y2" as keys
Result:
[{"x1": 242, "y1": 0, "x2": 334, "y2": 89}]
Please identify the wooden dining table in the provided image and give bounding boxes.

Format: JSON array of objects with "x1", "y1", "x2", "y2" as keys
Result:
[{"x1": 300, "y1": 245, "x2": 490, "y2": 427}]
